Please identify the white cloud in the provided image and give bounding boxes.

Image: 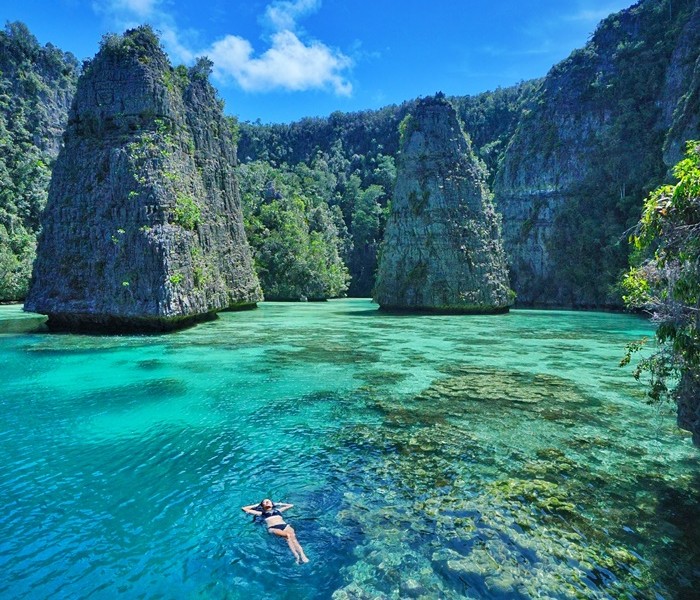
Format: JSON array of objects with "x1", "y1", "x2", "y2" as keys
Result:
[
  {"x1": 209, "y1": 30, "x2": 352, "y2": 95},
  {"x1": 158, "y1": 25, "x2": 196, "y2": 64},
  {"x1": 264, "y1": 0, "x2": 321, "y2": 32},
  {"x1": 117, "y1": 0, "x2": 158, "y2": 17},
  {"x1": 92, "y1": 0, "x2": 353, "y2": 96},
  {"x1": 211, "y1": 0, "x2": 352, "y2": 95}
]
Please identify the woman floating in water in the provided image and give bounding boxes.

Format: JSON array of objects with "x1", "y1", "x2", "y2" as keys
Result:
[{"x1": 242, "y1": 498, "x2": 309, "y2": 563}]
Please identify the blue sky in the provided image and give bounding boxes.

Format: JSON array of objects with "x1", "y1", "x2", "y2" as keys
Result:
[{"x1": 4, "y1": 0, "x2": 635, "y2": 123}]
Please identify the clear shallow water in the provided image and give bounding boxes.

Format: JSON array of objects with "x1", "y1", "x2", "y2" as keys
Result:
[{"x1": 0, "y1": 299, "x2": 698, "y2": 599}]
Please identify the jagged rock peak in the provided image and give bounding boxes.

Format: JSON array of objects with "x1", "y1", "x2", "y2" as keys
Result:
[
  {"x1": 24, "y1": 26, "x2": 262, "y2": 331},
  {"x1": 373, "y1": 94, "x2": 513, "y2": 313}
]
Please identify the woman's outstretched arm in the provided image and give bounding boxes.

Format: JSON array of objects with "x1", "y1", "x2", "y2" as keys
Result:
[
  {"x1": 241, "y1": 503, "x2": 263, "y2": 515},
  {"x1": 275, "y1": 502, "x2": 294, "y2": 512}
]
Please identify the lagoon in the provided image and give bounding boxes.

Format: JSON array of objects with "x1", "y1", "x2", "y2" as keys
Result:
[{"x1": 0, "y1": 299, "x2": 697, "y2": 598}]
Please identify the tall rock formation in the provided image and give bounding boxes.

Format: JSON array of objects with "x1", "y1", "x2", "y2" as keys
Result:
[
  {"x1": 494, "y1": 0, "x2": 700, "y2": 308},
  {"x1": 374, "y1": 95, "x2": 513, "y2": 313},
  {"x1": 24, "y1": 27, "x2": 262, "y2": 331}
]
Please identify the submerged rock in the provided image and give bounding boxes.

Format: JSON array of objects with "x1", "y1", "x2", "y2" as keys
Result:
[
  {"x1": 328, "y1": 413, "x2": 667, "y2": 599},
  {"x1": 373, "y1": 94, "x2": 513, "y2": 313},
  {"x1": 24, "y1": 27, "x2": 261, "y2": 331}
]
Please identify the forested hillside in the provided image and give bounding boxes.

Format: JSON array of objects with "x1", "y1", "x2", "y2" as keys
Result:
[
  {"x1": 0, "y1": 22, "x2": 78, "y2": 301},
  {"x1": 237, "y1": 82, "x2": 538, "y2": 296},
  {"x1": 238, "y1": 160, "x2": 350, "y2": 300}
]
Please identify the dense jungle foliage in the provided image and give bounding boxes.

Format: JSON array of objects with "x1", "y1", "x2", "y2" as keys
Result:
[
  {"x1": 237, "y1": 135, "x2": 399, "y2": 297},
  {"x1": 622, "y1": 142, "x2": 700, "y2": 427},
  {"x1": 238, "y1": 160, "x2": 351, "y2": 300},
  {"x1": 0, "y1": 22, "x2": 78, "y2": 302}
]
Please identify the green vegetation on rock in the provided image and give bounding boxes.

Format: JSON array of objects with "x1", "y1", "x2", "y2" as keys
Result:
[
  {"x1": 622, "y1": 140, "x2": 700, "y2": 445},
  {"x1": 173, "y1": 195, "x2": 201, "y2": 231},
  {"x1": 0, "y1": 22, "x2": 78, "y2": 301}
]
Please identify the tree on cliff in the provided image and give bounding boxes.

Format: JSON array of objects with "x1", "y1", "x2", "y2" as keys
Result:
[{"x1": 622, "y1": 140, "x2": 700, "y2": 444}]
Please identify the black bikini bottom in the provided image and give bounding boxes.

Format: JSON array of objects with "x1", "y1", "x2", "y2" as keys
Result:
[{"x1": 268, "y1": 523, "x2": 289, "y2": 531}]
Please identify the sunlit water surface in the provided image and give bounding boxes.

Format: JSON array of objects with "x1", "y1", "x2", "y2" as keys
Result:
[{"x1": 0, "y1": 299, "x2": 698, "y2": 599}]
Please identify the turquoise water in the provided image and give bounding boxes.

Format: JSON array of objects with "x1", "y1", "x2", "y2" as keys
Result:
[{"x1": 0, "y1": 299, "x2": 698, "y2": 599}]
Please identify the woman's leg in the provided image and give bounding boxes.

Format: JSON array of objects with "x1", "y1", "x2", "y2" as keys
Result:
[
  {"x1": 289, "y1": 530, "x2": 309, "y2": 563},
  {"x1": 269, "y1": 527, "x2": 301, "y2": 562}
]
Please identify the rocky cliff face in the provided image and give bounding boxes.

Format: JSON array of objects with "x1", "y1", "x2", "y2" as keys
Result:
[
  {"x1": 24, "y1": 27, "x2": 261, "y2": 331},
  {"x1": 0, "y1": 23, "x2": 77, "y2": 160},
  {"x1": 662, "y1": 3, "x2": 700, "y2": 166},
  {"x1": 494, "y1": 0, "x2": 700, "y2": 308},
  {"x1": 374, "y1": 95, "x2": 512, "y2": 313}
]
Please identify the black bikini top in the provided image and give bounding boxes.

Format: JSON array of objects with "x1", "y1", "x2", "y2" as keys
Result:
[{"x1": 252, "y1": 504, "x2": 282, "y2": 521}]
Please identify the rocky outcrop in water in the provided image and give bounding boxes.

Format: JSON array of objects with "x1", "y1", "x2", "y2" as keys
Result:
[
  {"x1": 24, "y1": 27, "x2": 262, "y2": 331},
  {"x1": 374, "y1": 95, "x2": 512, "y2": 313}
]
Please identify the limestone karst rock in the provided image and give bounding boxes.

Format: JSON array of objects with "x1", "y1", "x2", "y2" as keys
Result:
[
  {"x1": 494, "y1": 0, "x2": 700, "y2": 308},
  {"x1": 24, "y1": 27, "x2": 262, "y2": 331},
  {"x1": 373, "y1": 95, "x2": 513, "y2": 313}
]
